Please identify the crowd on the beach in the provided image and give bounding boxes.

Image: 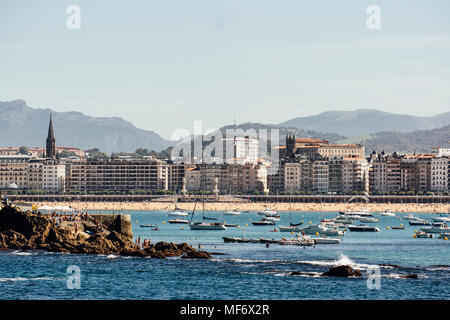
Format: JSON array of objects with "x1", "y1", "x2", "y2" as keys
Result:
[{"x1": 40, "y1": 211, "x2": 90, "y2": 226}]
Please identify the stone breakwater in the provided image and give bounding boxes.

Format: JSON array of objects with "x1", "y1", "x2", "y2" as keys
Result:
[{"x1": 0, "y1": 205, "x2": 210, "y2": 259}]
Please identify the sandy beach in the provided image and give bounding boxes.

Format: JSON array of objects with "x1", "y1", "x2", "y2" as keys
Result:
[{"x1": 34, "y1": 201, "x2": 449, "y2": 213}]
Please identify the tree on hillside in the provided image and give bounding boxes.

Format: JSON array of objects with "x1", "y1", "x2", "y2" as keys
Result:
[
  {"x1": 85, "y1": 148, "x2": 109, "y2": 159},
  {"x1": 135, "y1": 148, "x2": 150, "y2": 157}
]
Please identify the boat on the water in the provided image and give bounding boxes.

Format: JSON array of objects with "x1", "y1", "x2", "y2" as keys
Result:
[
  {"x1": 252, "y1": 219, "x2": 276, "y2": 226},
  {"x1": 408, "y1": 219, "x2": 431, "y2": 226},
  {"x1": 300, "y1": 224, "x2": 345, "y2": 236},
  {"x1": 380, "y1": 210, "x2": 395, "y2": 217},
  {"x1": 404, "y1": 214, "x2": 419, "y2": 220},
  {"x1": 415, "y1": 231, "x2": 434, "y2": 238},
  {"x1": 257, "y1": 207, "x2": 278, "y2": 217},
  {"x1": 223, "y1": 209, "x2": 241, "y2": 216},
  {"x1": 167, "y1": 193, "x2": 189, "y2": 216},
  {"x1": 357, "y1": 216, "x2": 379, "y2": 223},
  {"x1": 140, "y1": 224, "x2": 156, "y2": 228},
  {"x1": 347, "y1": 224, "x2": 379, "y2": 232},
  {"x1": 279, "y1": 225, "x2": 303, "y2": 232},
  {"x1": 312, "y1": 237, "x2": 342, "y2": 244},
  {"x1": 390, "y1": 226, "x2": 405, "y2": 230},
  {"x1": 189, "y1": 199, "x2": 227, "y2": 231},
  {"x1": 168, "y1": 219, "x2": 190, "y2": 224},
  {"x1": 420, "y1": 222, "x2": 449, "y2": 234},
  {"x1": 432, "y1": 216, "x2": 450, "y2": 223}
]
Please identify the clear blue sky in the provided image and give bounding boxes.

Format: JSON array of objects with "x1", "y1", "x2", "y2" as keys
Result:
[{"x1": 1, "y1": 0, "x2": 449, "y2": 138}]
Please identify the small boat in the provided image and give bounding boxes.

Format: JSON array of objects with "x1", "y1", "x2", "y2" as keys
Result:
[
  {"x1": 415, "y1": 231, "x2": 434, "y2": 238},
  {"x1": 404, "y1": 214, "x2": 419, "y2": 220},
  {"x1": 224, "y1": 223, "x2": 238, "y2": 228},
  {"x1": 257, "y1": 207, "x2": 278, "y2": 217},
  {"x1": 168, "y1": 208, "x2": 189, "y2": 217},
  {"x1": 357, "y1": 217, "x2": 379, "y2": 223},
  {"x1": 420, "y1": 222, "x2": 449, "y2": 234},
  {"x1": 252, "y1": 219, "x2": 276, "y2": 226},
  {"x1": 391, "y1": 226, "x2": 405, "y2": 230},
  {"x1": 408, "y1": 219, "x2": 431, "y2": 226},
  {"x1": 301, "y1": 224, "x2": 345, "y2": 236},
  {"x1": 312, "y1": 237, "x2": 342, "y2": 244},
  {"x1": 432, "y1": 216, "x2": 450, "y2": 223},
  {"x1": 223, "y1": 209, "x2": 241, "y2": 216},
  {"x1": 168, "y1": 219, "x2": 190, "y2": 224},
  {"x1": 380, "y1": 210, "x2": 395, "y2": 217},
  {"x1": 347, "y1": 224, "x2": 379, "y2": 232},
  {"x1": 333, "y1": 216, "x2": 355, "y2": 225},
  {"x1": 222, "y1": 236, "x2": 240, "y2": 243},
  {"x1": 189, "y1": 221, "x2": 227, "y2": 230},
  {"x1": 263, "y1": 216, "x2": 280, "y2": 222},
  {"x1": 140, "y1": 224, "x2": 156, "y2": 228}
]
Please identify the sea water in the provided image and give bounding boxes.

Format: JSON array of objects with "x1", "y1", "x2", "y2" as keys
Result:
[{"x1": 0, "y1": 211, "x2": 449, "y2": 300}]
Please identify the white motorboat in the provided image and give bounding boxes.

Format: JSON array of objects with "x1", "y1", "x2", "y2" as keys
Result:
[
  {"x1": 340, "y1": 209, "x2": 373, "y2": 217},
  {"x1": 415, "y1": 231, "x2": 434, "y2": 238},
  {"x1": 300, "y1": 224, "x2": 345, "y2": 236},
  {"x1": 223, "y1": 209, "x2": 241, "y2": 216},
  {"x1": 347, "y1": 224, "x2": 379, "y2": 232},
  {"x1": 312, "y1": 237, "x2": 342, "y2": 244},
  {"x1": 432, "y1": 216, "x2": 450, "y2": 223},
  {"x1": 257, "y1": 207, "x2": 278, "y2": 217},
  {"x1": 357, "y1": 216, "x2": 379, "y2": 223},
  {"x1": 380, "y1": 210, "x2": 395, "y2": 217},
  {"x1": 252, "y1": 219, "x2": 276, "y2": 226},
  {"x1": 168, "y1": 208, "x2": 189, "y2": 217},
  {"x1": 168, "y1": 218, "x2": 190, "y2": 224},
  {"x1": 408, "y1": 218, "x2": 431, "y2": 226},
  {"x1": 263, "y1": 216, "x2": 280, "y2": 222},
  {"x1": 420, "y1": 222, "x2": 449, "y2": 234},
  {"x1": 404, "y1": 214, "x2": 419, "y2": 220},
  {"x1": 333, "y1": 216, "x2": 355, "y2": 225}
]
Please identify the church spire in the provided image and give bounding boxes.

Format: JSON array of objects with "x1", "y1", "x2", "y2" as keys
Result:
[{"x1": 46, "y1": 113, "x2": 56, "y2": 159}]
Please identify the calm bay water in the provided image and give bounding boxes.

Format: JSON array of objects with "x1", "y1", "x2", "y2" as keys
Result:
[{"x1": 0, "y1": 210, "x2": 449, "y2": 300}]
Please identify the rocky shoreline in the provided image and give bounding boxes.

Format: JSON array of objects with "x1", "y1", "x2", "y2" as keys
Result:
[{"x1": 0, "y1": 205, "x2": 211, "y2": 259}]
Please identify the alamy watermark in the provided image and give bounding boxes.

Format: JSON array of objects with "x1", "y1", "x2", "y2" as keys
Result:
[
  {"x1": 170, "y1": 121, "x2": 280, "y2": 172},
  {"x1": 66, "y1": 265, "x2": 81, "y2": 289},
  {"x1": 366, "y1": 5, "x2": 381, "y2": 30},
  {"x1": 366, "y1": 266, "x2": 381, "y2": 290},
  {"x1": 66, "y1": 5, "x2": 81, "y2": 30}
]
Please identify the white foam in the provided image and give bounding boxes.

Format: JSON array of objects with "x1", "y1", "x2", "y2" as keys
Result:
[
  {"x1": 0, "y1": 277, "x2": 57, "y2": 282},
  {"x1": 295, "y1": 254, "x2": 372, "y2": 270},
  {"x1": 11, "y1": 251, "x2": 36, "y2": 256}
]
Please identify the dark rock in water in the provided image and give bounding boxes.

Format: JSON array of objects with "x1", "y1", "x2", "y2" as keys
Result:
[
  {"x1": 181, "y1": 250, "x2": 211, "y2": 259},
  {"x1": 379, "y1": 263, "x2": 400, "y2": 269},
  {"x1": 0, "y1": 205, "x2": 210, "y2": 259},
  {"x1": 289, "y1": 271, "x2": 317, "y2": 277},
  {"x1": 400, "y1": 274, "x2": 418, "y2": 279},
  {"x1": 322, "y1": 265, "x2": 362, "y2": 277}
]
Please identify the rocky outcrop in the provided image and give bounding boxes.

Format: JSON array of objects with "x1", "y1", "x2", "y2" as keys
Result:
[
  {"x1": 0, "y1": 205, "x2": 210, "y2": 259},
  {"x1": 322, "y1": 265, "x2": 362, "y2": 277}
]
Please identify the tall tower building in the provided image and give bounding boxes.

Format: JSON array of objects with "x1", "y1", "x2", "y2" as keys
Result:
[{"x1": 46, "y1": 114, "x2": 56, "y2": 159}]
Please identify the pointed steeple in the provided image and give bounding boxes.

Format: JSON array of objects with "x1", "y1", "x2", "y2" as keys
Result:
[{"x1": 46, "y1": 113, "x2": 56, "y2": 159}]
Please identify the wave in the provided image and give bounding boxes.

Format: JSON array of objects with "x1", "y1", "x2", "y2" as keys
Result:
[
  {"x1": 11, "y1": 251, "x2": 37, "y2": 256},
  {"x1": 0, "y1": 277, "x2": 59, "y2": 282},
  {"x1": 294, "y1": 254, "x2": 373, "y2": 270},
  {"x1": 227, "y1": 258, "x2": 285, "y2": 264}
]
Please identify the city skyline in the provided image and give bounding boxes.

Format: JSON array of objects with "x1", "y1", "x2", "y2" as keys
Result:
[{"x1": 1, "y1": 1, "x2": 449, "y2": 139}]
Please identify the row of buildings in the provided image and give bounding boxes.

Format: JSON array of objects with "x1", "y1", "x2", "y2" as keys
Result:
[{"x1": 1, "y1": 118, "x2": 449, "y2": 194}]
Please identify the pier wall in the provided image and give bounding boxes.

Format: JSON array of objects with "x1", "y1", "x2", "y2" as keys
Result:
[{"x1": 90, "y1": 213, "x2": 133, "y2": 240}]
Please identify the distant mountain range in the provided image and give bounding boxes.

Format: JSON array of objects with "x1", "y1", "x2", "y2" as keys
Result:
[
  {"x1": 354, "y1": 125, "x2": 450, "y2": 155},
  {"x1": 1, "y1": 100, "x2": 449, "y2": 155},
  {"x1": 0, "y1": 100, "x2": 171, "y2": 154},
  {"x1": 280, "y1": 109, "x2": 450, "y2": 137}
]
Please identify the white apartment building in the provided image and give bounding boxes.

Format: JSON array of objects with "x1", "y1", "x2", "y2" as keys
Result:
[
  {"x1": 430, "y1": 157, "x2": 448, "y2": 192},
  {"x1": 42, "y1": 163, "x2": 66, "y2": 192},
  {"x1": 223, "y1": 136, "x2": 258, "y2": 165}
]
